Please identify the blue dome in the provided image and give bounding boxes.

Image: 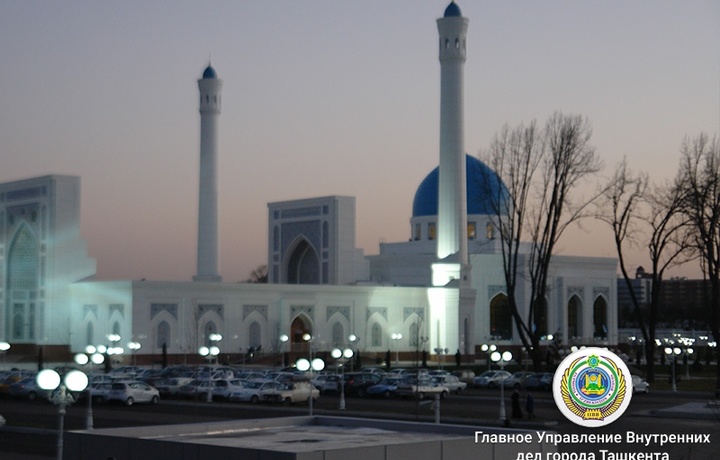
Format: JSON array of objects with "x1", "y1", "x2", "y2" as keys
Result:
[
  {"x1": 412, "y1": 155, "x2": 509, "y2": 217},
  {"x1": 443, "y1": 2, "x2": 462, "y2": 18},
  {"x1": 202, "y1": 65, "x2": 217, "y2": 79}
]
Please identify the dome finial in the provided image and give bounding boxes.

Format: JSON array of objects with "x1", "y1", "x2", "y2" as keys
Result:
[
  {"x1": 443, "y1": 1, "x2": 462, "y2": 18},
  {"x1": 202, "y1": 59, "x2": 217, "y2": 79}
]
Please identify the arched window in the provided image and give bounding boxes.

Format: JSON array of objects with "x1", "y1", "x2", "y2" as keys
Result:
[
  {"x1": 331, "y1": 322, "x2": 344, "y2": 347},
  {"x1": 593, "y1": 297, "x2": 608, "y2": 339},
  {"x1": 112, "y1": 321, "x2": 121, "y2": 337},
  {"x1": 204, "y1": 321, "x2": 217, "y2": 345},
  {"x1": 371, "y1": 323, "x2": 383, "y2": 348},
  {"x1": 490, "y1": 294, "x2": 512, "y2": 340},
  {"x1": 157, "y1": 321, "x2": 170, "y2": 349},
  {"x1": 568, "y1": 296, "x2": 582, "y2": 338},
  {"x1": 249, "y1": 321, "x2": 261, "y2": 348},
  {"x1": 7, "y1": 224, "x2": 39, "y2": 341},
  {"x1": 409, "y1": 322, "x2": 419, "y2": 348},
  {"x1": 86, "y1": 322, "x2": 94, "y2": 346}
]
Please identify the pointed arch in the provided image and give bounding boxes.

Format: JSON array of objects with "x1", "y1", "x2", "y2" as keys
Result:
[
  {"x1": 290, "y1": 313, "x2": 312, "y2": 352},
  {"x1": 593, "y1": 296, "x2": 608, "y2": 339},
  {"x1": 6, "y1": 223, "x2": 39, "y2": 341},
  {"x1": 567, "y1": 295, "x2": 583, "y2": 339},
  {"x1": 285, "y1": 236, "x2": 320, "y2": 284},
  {"x1": 248, "y1": 321, "x2": 262, "y2": 348},
  {"x1": 157, "y1": 321, "x2": 171, "y2": 349},
  {"x1": 366, "y1": 312, "x2": 388, "y2": 350},
  {"x1": 489, "y1": 293, "x2": 512, "y2": 340}
]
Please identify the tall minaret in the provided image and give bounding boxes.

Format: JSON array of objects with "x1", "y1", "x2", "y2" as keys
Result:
[
  {"x1": 194, "y1": 64, "x2": 222, "y2": 282},
  {"x1": 436, "y1": 1, "x2": 468, "y2": 267}
]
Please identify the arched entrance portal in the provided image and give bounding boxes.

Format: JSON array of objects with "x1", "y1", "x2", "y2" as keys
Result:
[{"x1": 290, "y1": 315, "x2": 312, "y2": 353}]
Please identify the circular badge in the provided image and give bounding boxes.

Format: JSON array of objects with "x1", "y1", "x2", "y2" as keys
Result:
[{"x1": 552, "y1": 347, "x2": 632, "y2": 427}]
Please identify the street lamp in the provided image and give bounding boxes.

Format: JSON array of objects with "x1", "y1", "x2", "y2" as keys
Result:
[
  {"x1": 37, "y1": 368, "x2": 88, "y2": 460},
  {"x1": 127, "y1": 341, "x2": 141, "y2": 366},
  {"x1": 481, "y1": 343, "x2": 497, "y2": 371},
  {"x1": 0, "y1": 341, "x2": 9, "y2": 368},
  {"x1": 391, "y1": 333, "x2": 403, "y2": 363},
  {"x1": 434, "y1": 347, "x2": 448, "y2": 370},
  {"x1": 491, "y1": 350, "x2": 513, "y2": 425},
  {"x1": 279, "y1": 334, "x2": 289, "y2": 367},
  {"x1": 348, "y1": 334, "x2": 359, "y2": 371},
  {"x1": 73, "y1": 347, "x2": 105, "y2": 429},
  {"x1": 331, "y1": 347, "x2": 354, "y2": 410},
  {"x1": 664, "y1": 347, "x2": 681, "y2": 392},
  {"x1": 296, "y1": 333, "x2": 324, "y2": 415}
]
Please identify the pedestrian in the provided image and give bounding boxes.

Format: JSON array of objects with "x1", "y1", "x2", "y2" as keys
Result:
[
  {"x1": 511, "y1": 388, "x2": 523, "y2": 419},
  {"x1": 526, "y1": 392, "x2": 535, "y2": 419}
]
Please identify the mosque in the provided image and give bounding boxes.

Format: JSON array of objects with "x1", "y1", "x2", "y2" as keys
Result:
[{"x1": 0, "y1": 2, "x2": 618, "y2": 365}]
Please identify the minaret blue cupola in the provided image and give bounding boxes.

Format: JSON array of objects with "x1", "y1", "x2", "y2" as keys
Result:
[{"x1": 444, "y1": 1, "x2": 462, "y2": 18}]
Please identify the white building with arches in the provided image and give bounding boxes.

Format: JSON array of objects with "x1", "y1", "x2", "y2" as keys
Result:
[{"x1": 0, "y1": 2, "x2": 617, "y2": 363}]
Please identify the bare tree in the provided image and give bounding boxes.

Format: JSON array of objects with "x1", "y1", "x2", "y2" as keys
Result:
[
  {"x1": 481, "y1": 112, "x2": 602, "y2": 370},
  {"x1": 246, "y1": 264, "x2": 268, "y2": 283},
  {"x1": 676, "y1": 133, "x2": 720, "y2": 391},
  {"x1": 597, "y1": 158, "x2": 691, "y2": 382}
]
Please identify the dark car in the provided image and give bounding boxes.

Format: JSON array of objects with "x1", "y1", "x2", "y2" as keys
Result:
[
  {"x1": 342, "y1": 372, "x2": 382, "y2": 397},
  {"x1": 524, "y1": 372, "x2": 553, "y2": 390}
]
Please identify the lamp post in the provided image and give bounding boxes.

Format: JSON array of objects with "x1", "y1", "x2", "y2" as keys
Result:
[
  {"x1": 199, "y1": 342, "x2": 220, "y2": 402},
  {"x1": 331, "y1": 347, "x2": 354, "y2": 410},
  {"x1": 481, "y1": 343, "x2": 497, "y2": 371},
  {"x1": 348, "y1": 334, "x2": 359, "y2": 371},
  {"x1": 664, "y1": 347, "x2": 681, "y2": 392},
  {"x1": 127, "y1": 341, "x2": 141, "y2": 366},
  {"x1": 73, "y1": 347, "x2": 105, "y2": 430},
  {"x1": 434, "y1": 347, "x2": 448, "y2": 370},
  {"x1": 0, "y1": 341, "x2": 9, "y2": 368},
  {"x1": 279, "y1": 334, "x2": 289, "y2": 367},
  {"x1": 491, "y1": 350, "x2": 513, "y2": 424},
  {"x1": 37, "y1": 368, "x2": 88, "y2": 460},
  {"x1": 296, "y1": 333, "x2": 324, "y2": 415},
  {"x1": 391, "y1": 333, "x2": 403, "y2": 363}
]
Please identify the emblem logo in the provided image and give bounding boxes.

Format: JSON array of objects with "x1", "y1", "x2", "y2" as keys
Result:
[{"x1": 553, "y1": 347, "x2": 632, "y2": 427}]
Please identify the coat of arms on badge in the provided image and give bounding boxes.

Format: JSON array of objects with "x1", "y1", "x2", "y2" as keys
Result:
[{"x1": 553, "y1": 348, "x2": 632, "y2": 427}]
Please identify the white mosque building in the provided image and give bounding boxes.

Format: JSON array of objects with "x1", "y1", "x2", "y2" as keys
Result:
[{"x1": 0, "y1": 2, "x2": 617, "y2": 365}]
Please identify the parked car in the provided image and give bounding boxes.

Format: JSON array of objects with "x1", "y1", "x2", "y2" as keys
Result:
[
  {"x1": 155, "y1": 377, "x2": 195, "y2": 397},
  {"x1": 263, "y1": 381, "x2": 319, "y2": 404},
  {"x1": 366, "y1": 377, "x2": 403, "y2": 398},
  {"x1": 178, "y1": 379, "x2": 214, "y2": 400},
  {"x1": 311, "y1": 374, "x2": 341, "y2": 394},
  {"x1": 452, "y1": 370, "x2": 475, "y2": 384},
  {"x1": 107, "y1": 381, "x2": 160, "y2": 406},
  {"x1": 396, "y1": 377, "x2": 449, "y2": 400},
  {"x1": 342, "y1": 372, "x2": 383, "y2": 397},
  {"x1": 228, "y1": 380, "x2": 280, "y2": 403},
  {"x1": 8, "y1": 377, "x2": 50, "y2": 401},
  {"x1": 631, "y1": 375, "x2": 650, "y2": 394},
  {"x1": 524, "y1": 372, "x2": 553, "y2": 391},
  {"x1": 212, "y1": 379, "x2": 246, "y2": 400},
  {"x1": 502, "y1": 372, "x2": 535, "y2": 389},
  {"x1": 432, "y1": 374, "x2": 467, "y2": 393},
  {"x1": 472, "y1": 370, "x2": 511, "y2": 388},
  {"x1": 88, "y1": 382, "x2": 114, "y2": 403}
]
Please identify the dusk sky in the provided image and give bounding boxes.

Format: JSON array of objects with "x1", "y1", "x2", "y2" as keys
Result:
[{"x1": 1, "y1": 1, "x2": 718, "y2": 282}]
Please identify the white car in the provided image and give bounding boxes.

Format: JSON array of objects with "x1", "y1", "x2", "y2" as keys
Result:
[
  {"x1": 212, "y1": 379, "x2": 246, "y2": 400},
  {"x1": 311, "y1": 374, "x2": 341, "y2": 394},
  {"x1": 263, "y1": 381, "x2": 319, "y2": 404},
  {"x1": 229, "y1": 380, "x2": 280, "y2": 403},
  {"x1": 396, "y1": 377, "x2": 449, "y2": 400},
  {"x1": 433, "y1": 375, "x2": 467, "y2": 393},
  {"x1": 107, "y1": 381, "x2": 160, "y2": 406},
  {"x1": 473, "y1": 370, "x2": 511, "y2": 389},
  {"x1": 631, "y1": 375, "x2": 650, "y2": 394}
]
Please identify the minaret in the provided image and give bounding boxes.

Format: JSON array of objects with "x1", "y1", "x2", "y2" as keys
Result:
[
  {"x1": 194, "y1": 64, "x2": 222, "y2": 282},
  {"x1": 436, "y1": 1, "x2": 468, "y2": 267}
]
